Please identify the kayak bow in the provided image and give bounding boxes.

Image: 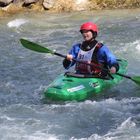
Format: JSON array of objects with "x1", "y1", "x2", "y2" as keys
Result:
[{"x1": 44, "y1": 59, "x2": 128, "y2": 101}]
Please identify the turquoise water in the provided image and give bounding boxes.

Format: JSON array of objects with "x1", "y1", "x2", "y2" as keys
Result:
[{"x1": 0, "y1": 9, "x2": 140, "y2": 140}]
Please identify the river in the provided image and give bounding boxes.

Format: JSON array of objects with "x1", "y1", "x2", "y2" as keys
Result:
[{"x1": 0, "y1": 9, "x2": 140, "y2": 140}]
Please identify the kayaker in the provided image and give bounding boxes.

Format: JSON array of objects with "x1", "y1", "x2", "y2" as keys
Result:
[{"x1": 63, "y1": 22, "x2": 119, "y2": 77}]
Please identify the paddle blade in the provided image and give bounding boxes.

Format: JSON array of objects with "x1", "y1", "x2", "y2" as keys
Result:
[
  {"x1": 132, "y1": 76, "x2": 140, "y2": 85},
  {"x1": 20, "y1": 38, "x2": 54, "y2": 54}
]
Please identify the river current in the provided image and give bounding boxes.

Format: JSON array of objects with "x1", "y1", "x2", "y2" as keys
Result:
[{"x1": 0, "y1": 9, "x2": 140, "y2": 140}]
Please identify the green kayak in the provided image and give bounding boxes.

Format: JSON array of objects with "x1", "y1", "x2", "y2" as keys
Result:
[
  {"x1": 19, "y1": 39, "x2": 140, "y2": 101},
  {"x1": 44, "y1": 59, "x2": 128, "y2": 101}
]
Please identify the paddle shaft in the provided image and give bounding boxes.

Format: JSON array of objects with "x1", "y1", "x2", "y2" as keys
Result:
[
  {"x1": 20, "y1": 38, "x2": 140, "y2": 85},
  {"x1": 54, "y1": 52, "x2": 130, "y2": 79},
  {"x1": 54, "y1": 52, "x2": 140, "y2": 81},
  {"x1": 54, "y1": 52, "x2": 108, "y2": 71},
  {"x1": 48, "y1": 52, "x2": 140, "y2": 84},
  {"x1": 116, "y1": 73, "x2": 132, "y2": 79},
  {"x1": 54, "y1": 50, "x2": 140, "y2": 83}
]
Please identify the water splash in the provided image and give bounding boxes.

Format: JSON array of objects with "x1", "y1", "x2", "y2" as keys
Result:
[
  {"x1": 7, "y1": 18, "x2": 28, "y2": 28},
  {"x1": 135, "y1": 40, "x2": 140, "y2": 51}
]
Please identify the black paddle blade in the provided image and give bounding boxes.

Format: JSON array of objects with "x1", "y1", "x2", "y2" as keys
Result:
[{"x1": 20, "y1": 38, "x2": 54, "y2": 54}]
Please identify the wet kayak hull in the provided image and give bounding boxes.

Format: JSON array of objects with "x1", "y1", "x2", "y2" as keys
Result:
[{"x1": 44, "y1": 59, "x2": 128, "y2": 101}]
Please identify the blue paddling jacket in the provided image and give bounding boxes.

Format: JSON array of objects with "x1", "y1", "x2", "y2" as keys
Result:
[{"x1": 63, "y1": 40, "x2": 119, "y2": 76}]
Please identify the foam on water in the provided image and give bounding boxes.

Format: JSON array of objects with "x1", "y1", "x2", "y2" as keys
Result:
[
  {"x1": 7, "y1": 18, "x2": 28, "y2": 28},
  {"x1": 135, "y1": 40, "x2": 140, "y2": 51},
  {"x1": 70, "y1": 98, "x2": 140, "y2": 140}
]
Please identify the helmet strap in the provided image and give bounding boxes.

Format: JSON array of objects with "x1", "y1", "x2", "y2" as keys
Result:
[{"x1": 92, "y1": 31, "x2": 97, "y2": 39}]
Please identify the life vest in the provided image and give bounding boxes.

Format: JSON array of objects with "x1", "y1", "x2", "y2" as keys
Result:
[{"x1": 75, "y1": 42, "x2": 103, "y2": 74}]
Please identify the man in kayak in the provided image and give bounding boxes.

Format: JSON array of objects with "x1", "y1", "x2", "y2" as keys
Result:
[{"x1": 63, "y1": 22, "x2": 119, "y2": 77}]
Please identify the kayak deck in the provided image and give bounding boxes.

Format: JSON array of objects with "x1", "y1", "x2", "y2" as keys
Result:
[{"x1": 44, "y1": 59, "x2": 128, "y2": 101}]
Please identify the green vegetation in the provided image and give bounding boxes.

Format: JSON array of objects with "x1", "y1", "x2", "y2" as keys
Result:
[{"x1": 89, "y1": 0, "x2": 140, "y2": 9}]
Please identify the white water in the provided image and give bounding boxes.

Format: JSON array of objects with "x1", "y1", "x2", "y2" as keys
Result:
[
  {"x1": 0, "y1": 9, "x2": 140, "y2": 140},
  {"x1": 7, "y1": 18, "x2": 28, "y2": 28}
]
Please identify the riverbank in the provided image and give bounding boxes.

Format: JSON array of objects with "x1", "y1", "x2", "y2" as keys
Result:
[
  {"x1": 0, "y1": 0, "x2": 140, "y2": 16},
  {"x1": 0, "y1": 9, "x2": 140, "y2": 140}
]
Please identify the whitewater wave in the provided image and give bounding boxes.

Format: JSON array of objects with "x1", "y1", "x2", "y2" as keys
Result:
[
  {"x1": 7, "y1": 18, "x2": 28, "y2": 28},
  {"x1": 128, "y1": 40, "x2": 140, "y2": 52},
  {"x1": 135, "y1": 40, "x2": 140, "y2": 51}
]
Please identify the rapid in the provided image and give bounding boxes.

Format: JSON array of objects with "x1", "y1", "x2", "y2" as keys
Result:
[{"x1": 0, "y1": 9, "x2": 140, "y2": 140}]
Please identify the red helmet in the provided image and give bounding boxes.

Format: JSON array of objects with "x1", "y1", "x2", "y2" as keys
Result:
[{"x1": 80, "y1": 22, "x2": 98, "y2": 33}]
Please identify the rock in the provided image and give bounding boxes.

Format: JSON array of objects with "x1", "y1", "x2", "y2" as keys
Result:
[
  {"x1": 24, "y1": 0, "x2": 38, "y2": 4},
  {"x1": 0, "y1": 0, "x2": 13, "y2": 4},
  {"x1": 23, "y1": 0, "x2": 38, "y2": 7},
  {"x1": 43, "y1": 0, "x2": 90, "y2": 11},
  {"x1": 0, "y1": 0, "x2": 13, "y2": 7},
  {"x1": 0, "y1": 8, "x2": 6, "y2": 16},
  {"x1": 12, "y1": 0, "x2": 25, "y2": 7},
  {"x1": 25, "y1": 0, "x2": 44, "y2": 11},
  {"x1": 29, "y1": 3, "x2": 44, "y2": 11},
  {"x1": 43, "y1": 0, "x2": 55, "y2": 9},
  {"x1": 2, "y1": 3, "x2": 24, "y2": 13},
  {"x1": 74, "y1": 0, "x2": 90, "y2": 11}
]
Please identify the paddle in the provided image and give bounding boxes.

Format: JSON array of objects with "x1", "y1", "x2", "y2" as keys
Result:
[{"x1": 20, "y1": 38, "x2": 140, "y2": 85}]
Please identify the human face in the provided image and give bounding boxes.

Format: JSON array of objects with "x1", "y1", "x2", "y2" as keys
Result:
[{"x1": 81, "y1": 30, "x2": 93, "y2": 41}]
